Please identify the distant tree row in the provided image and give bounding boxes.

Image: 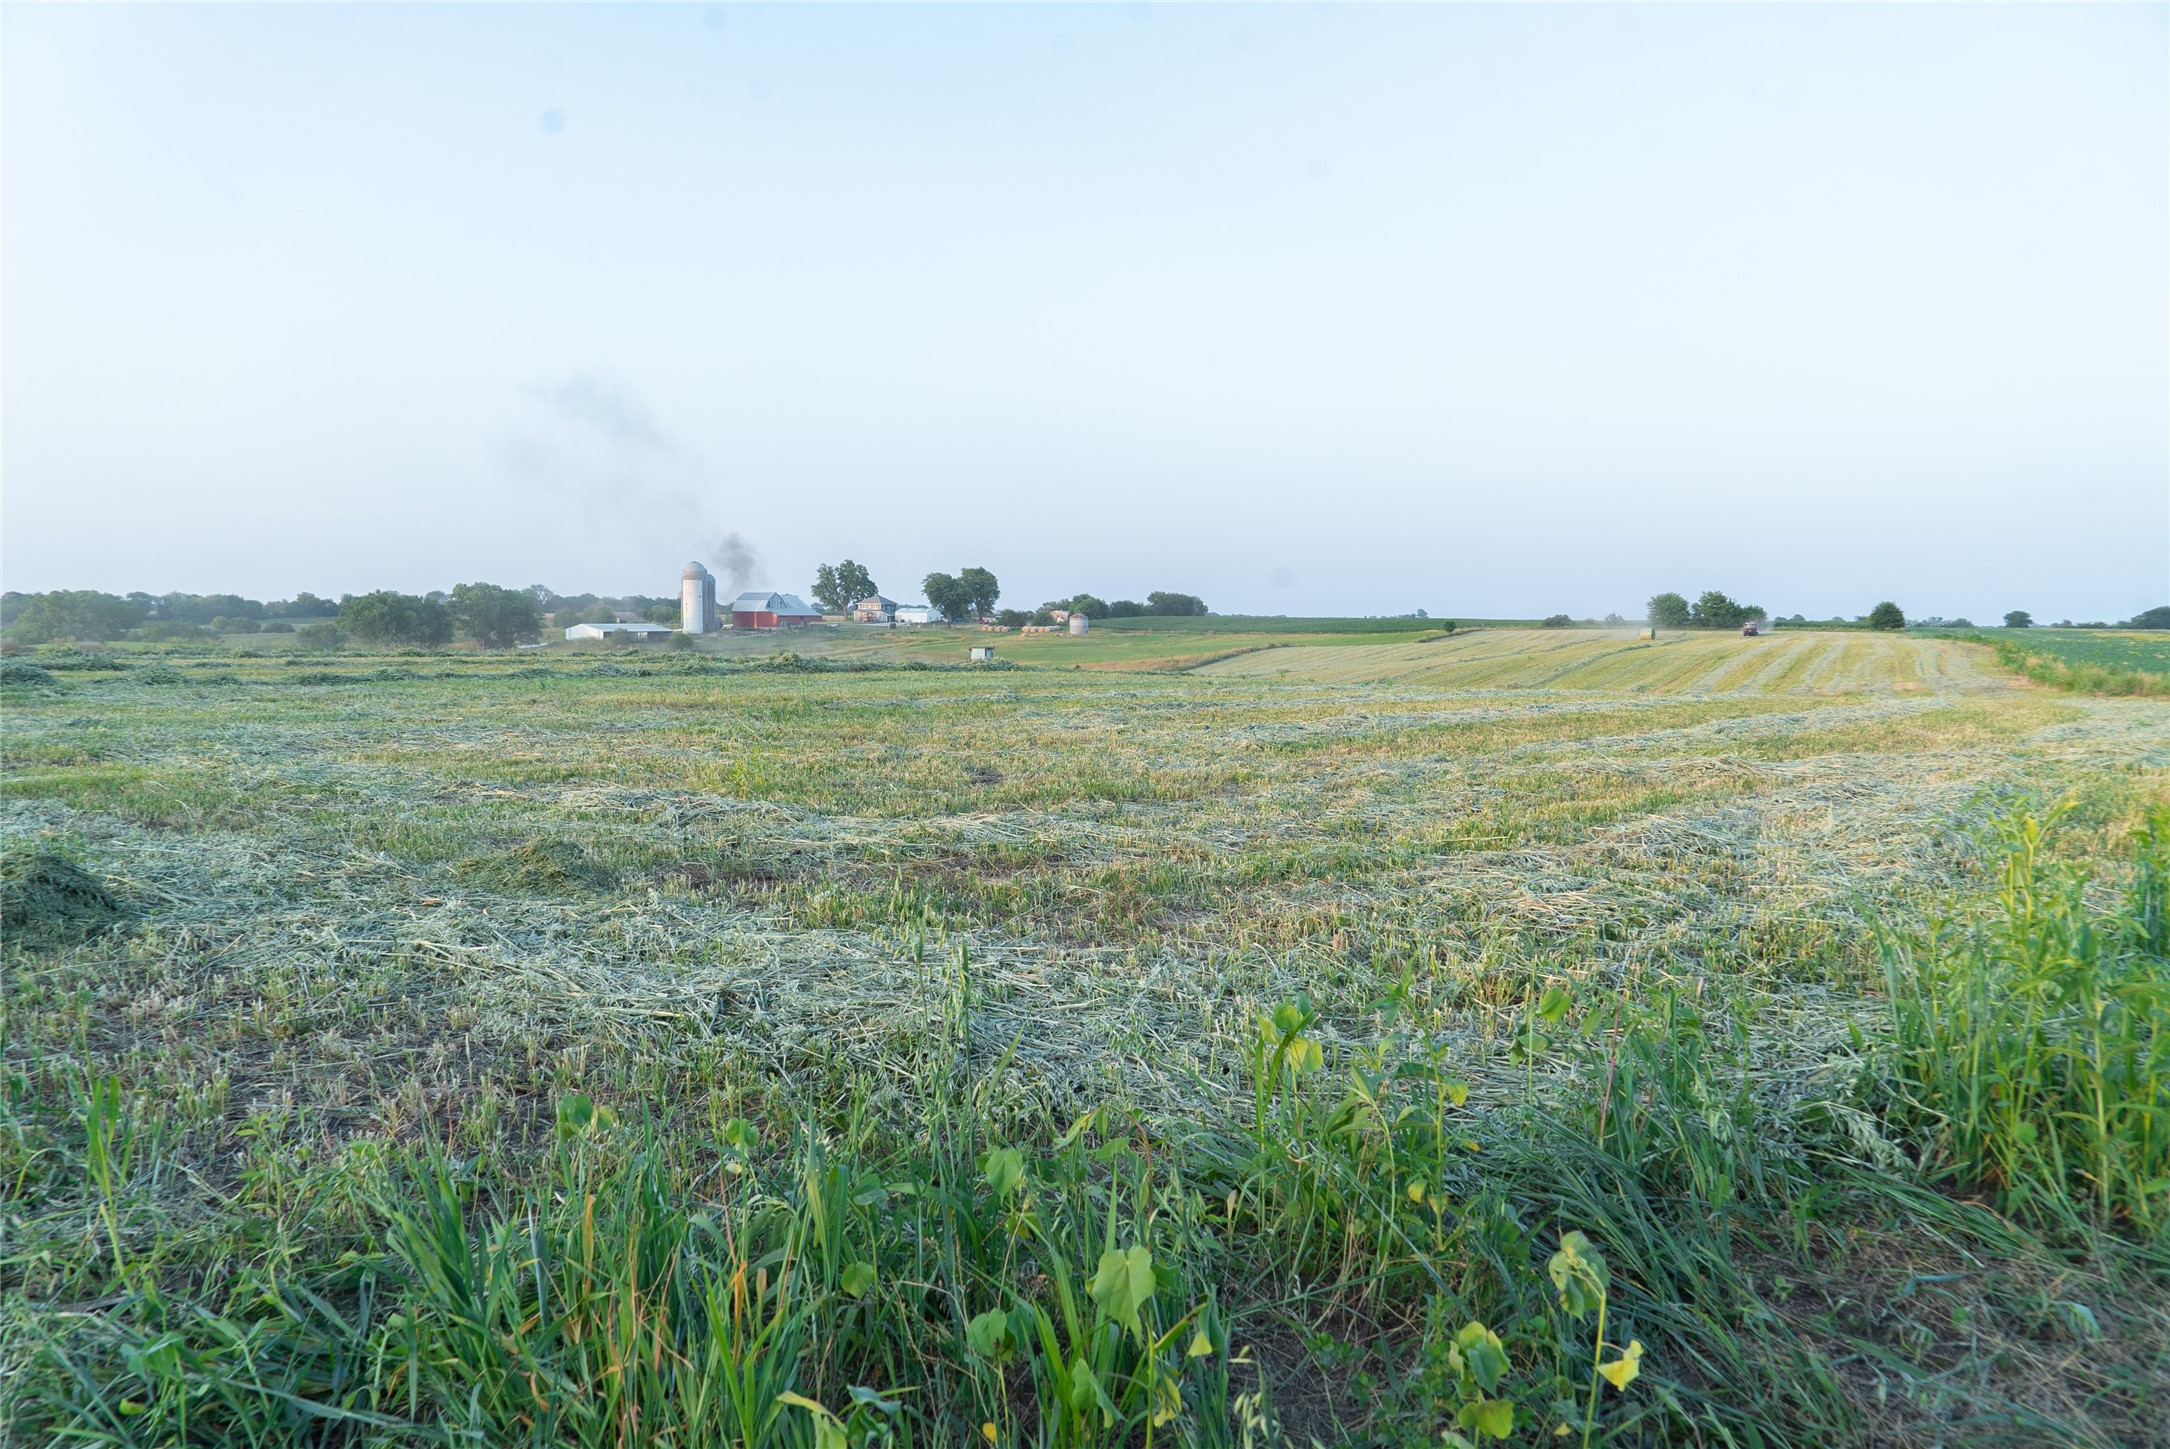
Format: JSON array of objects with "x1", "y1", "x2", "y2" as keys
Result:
[
  {"x1": 1646, "y1": 591, "x2": 1768, "y2": 630},
  {"x1": 1647, "y1": 595, "x2": 1915, "y2": 631},
  {"x1": 2003, "y1": 607, "x2": 2170, "y2": 630},
  {"x1": 313, "y1": 585, "x2": 547, "y2": 649},
  {"x1": 0, "y1": 584, "x2": 577, "y2": 649},
  {"x1": 0, "y1": 589, "x2": 339, "y2": 644}
]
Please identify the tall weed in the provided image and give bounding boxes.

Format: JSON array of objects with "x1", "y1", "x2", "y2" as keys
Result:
[{"x1": 1879, "y1": 805, "x2": 2170, "y2": 1235}]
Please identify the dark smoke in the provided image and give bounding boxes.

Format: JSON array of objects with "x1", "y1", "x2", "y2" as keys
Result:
[
  {"x1": 710, "y1": 533, "x2": 760, "y2": 595},
  {"x1": 505, "y1": 372, "x2": 760, "y2": 587}
]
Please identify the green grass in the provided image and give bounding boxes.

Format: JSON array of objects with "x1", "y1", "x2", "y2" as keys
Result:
[{"x1": 4, "y1": 644, "x2": 2168, "y2": 1445}]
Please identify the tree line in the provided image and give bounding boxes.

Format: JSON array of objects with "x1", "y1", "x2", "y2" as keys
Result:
[
  {"x1": 1647, "y1": 592, "x2": 1923, "y2": 630},
  {"x1": 1, "y1": 589, "x2": 339, "y2": 644},
  {"x1": 0, "y1": 584, "x2": 657, "y2": 650}
]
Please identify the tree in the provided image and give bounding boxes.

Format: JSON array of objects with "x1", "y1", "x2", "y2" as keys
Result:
[
  {"x1": 452, "y1": 583, "x2": 543, "y2": 649},
  {"x1": 958, "y1": 567, "x2": 1000, "y2": 620},
  {"x1": 994, "y1": 608, "x2": 1031, "y2": 628},
  {"x1": 339, "y1": 591, "x2": 454, "y2": 648},
  {"x1": 1866, "y1": 601, "x2": 1906, "y2": 631},
  {"x1": 1145, "y1": 591, "x2": 1207, "y2": 616},
  {"x1": 2124, "y1": 606, "x2": 2170, "y2": 630},
  {"x1": 1105, "y1": 599, "x2": 1145, "y2": 617},
  {"x1": 812, "y1": 561, "x2": 878, "y2": 616},
  {"x1": 1647, "y1": 592, "x2": 1691, "y2": 628},
  {"x1": 1541, "y1": 614, "x2": 1573, "y2": 628},
  {"x1": 1688, "y1": 591, "x2": 1763, "y2": 630},
  {"x1": 1064, "y1": 593, "x2": 1109, "y2": 620},
  {"x1": 2003, "y1": 610, "x2": 2033, "y2": 629},
  {"x1": 922, "y1": 572, "x2": 972, "y2": 624}
]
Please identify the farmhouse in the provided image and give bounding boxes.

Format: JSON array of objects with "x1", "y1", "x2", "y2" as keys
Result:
[
  {"x1": 729, "y1": 591, "x2": 823, "y2": 630},
  {"x1": 851, "y1": 595, "x2": 899, "y2": 623},
  {"x1": 564, "y1": 621, "x2": 674, "y2": 642}
]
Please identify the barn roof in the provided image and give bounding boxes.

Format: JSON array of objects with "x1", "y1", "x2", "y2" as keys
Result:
[{"x1": 565, "y1": 621, "x2": 673, "y2": 636}]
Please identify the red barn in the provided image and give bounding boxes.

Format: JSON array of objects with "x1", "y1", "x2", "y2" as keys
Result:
[{"x1": 728, "y1": 591, "x2": 823, "y2": 629}]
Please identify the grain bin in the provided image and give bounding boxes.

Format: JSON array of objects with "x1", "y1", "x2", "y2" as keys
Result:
[{"x1": 1068, "y1": 614, "x2": 1090, "y2": 635}]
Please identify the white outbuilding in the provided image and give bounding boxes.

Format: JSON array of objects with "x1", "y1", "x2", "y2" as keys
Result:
[{"x1": 565, "y1": 621, "x2": 675, "y2": 641}]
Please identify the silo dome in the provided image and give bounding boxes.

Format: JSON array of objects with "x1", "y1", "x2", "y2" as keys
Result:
[{"x1": 683, "y1": 561, "x2": 708, "y2": 579}]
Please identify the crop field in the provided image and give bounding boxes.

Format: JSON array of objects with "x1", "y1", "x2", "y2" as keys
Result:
[
  {"x1": 1198, "y1": 628, "x2": 2013, "y2": 697},
  {"x1": 1984, "y1": 630, "x2": 2170, "y2": 678},
  {"x1": 4, "y1": 638, "x2": 2168, "y2": 1447}
]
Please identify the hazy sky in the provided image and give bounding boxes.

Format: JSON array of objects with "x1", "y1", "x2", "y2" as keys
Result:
[{"x1": 6, "y1": 3, "x2": 2165, "y2": 621}]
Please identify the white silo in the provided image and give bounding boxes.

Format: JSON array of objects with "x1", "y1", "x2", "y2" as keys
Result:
[
  {"x1": 680, "y1": 562, "x2": 717, "y2": 633},
  {"x1": 1068, "y1": 613, "x2": 1090, "y2": 635}
]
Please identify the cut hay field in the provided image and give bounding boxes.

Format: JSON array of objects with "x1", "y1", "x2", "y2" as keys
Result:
[
  {"x1": 1199, "y1": 627, "x2": 2014, "y2": 696},
  {"x1": 4, "y1": 640, "x2": 2167, "y2": 1447},
  {"x1": 514, "y1": 622, "x2": 1383, "y2": 673}
]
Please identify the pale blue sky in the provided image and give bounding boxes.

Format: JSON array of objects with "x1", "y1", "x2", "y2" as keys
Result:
[{"x1": 5, "y1": 3, "x2": 2165, "y2": 620}]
